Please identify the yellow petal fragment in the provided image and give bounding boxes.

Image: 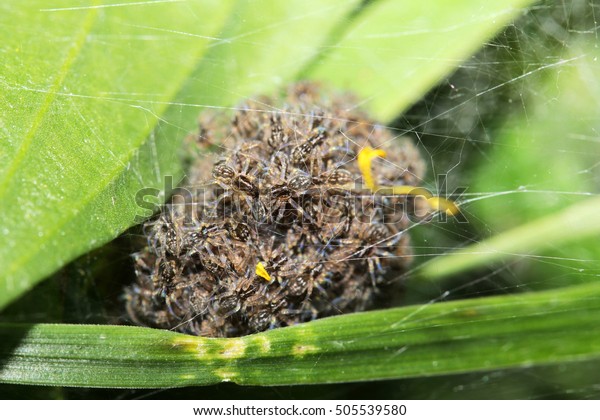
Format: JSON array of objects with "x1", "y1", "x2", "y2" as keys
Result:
[
  {"x1": 255, "y1": 261, "x2": 272, "y2": 282},
  {"x1": 427, "y1": 196, "x2": 460, "y2": 216},
  {"x1": 357, "y1": 146, "x2": 460, "y2": 217},
  {"x1": 357, "y1": 146, "x2": 387, "y2": 190}
]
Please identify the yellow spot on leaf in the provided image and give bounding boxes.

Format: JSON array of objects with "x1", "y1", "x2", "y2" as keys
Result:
[
  {"x1": 293, "y1": 344, "x2": 319, "y2": 357},
  {"x1": 171, "y1": 336, "x2": 208, "y2": 358},
  {"x1": 254, "y1": 335, "x2": 271, "y2": 353},
  {"x1": 215, "y1": 368, "x2": 237, "y2": 382},
  {"x1": 256, "y1": 261, "x2": 271, "y2": 282},
  {"x1": 218, "y1": 338, "x2": 246, "y2": 359}
]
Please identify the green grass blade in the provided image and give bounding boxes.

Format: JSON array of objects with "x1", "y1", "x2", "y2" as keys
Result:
[
  {"x1": 420, "y1": 195, "x2": 600, "y2": 280},
  {"x1": 0, "y1": 0, "x2": 234, "y2": 310},
  {"x1": 308, "y1": 0, "x2": 536, "y2": 120},
  {"x1": 2, "y1": 282, "x2": 600, "y2": 388}
]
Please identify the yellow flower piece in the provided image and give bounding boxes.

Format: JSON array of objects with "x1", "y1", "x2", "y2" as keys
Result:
[
  {"x1": 358, "y1": 146, "x2": 460, "y2": 217},
  {"x1": 427, "y1": 196, "x2": 460, "y2": 217},
  {"x1": 255, "y1": 261, "x2": 272, "y2": 282},
  {"x1": 357, "y1": 146, "x2": 387, "y2": 190}
]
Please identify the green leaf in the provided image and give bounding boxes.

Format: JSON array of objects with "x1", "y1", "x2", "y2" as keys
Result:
[
  {"x1": 307, "y1": 0, "x2": 535, "y2": 120},
  {"x1": 0, "y1": 0, "x2": 234, "y2": 310},
  {"x1": 419, "y1": 195, "x2": 600, "y2": 280},
  {"x1": 2, "y1": 281, "x2": 600, "y2": 388}
]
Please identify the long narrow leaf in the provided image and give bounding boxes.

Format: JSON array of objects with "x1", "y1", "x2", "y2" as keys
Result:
[
  {"x1": 420, "y1": 195, "x2": 600, "y2": 280},
  {"x1": 2, "y1": 282, "x2": 600, "y2": 388}
]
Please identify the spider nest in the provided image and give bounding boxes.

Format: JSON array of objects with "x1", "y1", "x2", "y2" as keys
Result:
[{"x1": 125, "y1": 82, "x2": 427, "y2": 337}]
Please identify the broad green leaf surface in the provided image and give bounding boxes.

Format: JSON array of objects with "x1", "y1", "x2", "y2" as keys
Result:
[
  {"x1": 307, "y1": 0, "x2": 536, "y2": 121},
  {"x1": 0, "y1": 0, "x2": 234, "y2": 309},
  {"x1": 1, "y1": 281, "x2": 600, "y2": 388}
]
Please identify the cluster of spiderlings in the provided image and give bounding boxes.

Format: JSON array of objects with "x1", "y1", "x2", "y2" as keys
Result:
[{"x1": 125, "y1": 83, "x2": 426, "y2": 337}]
